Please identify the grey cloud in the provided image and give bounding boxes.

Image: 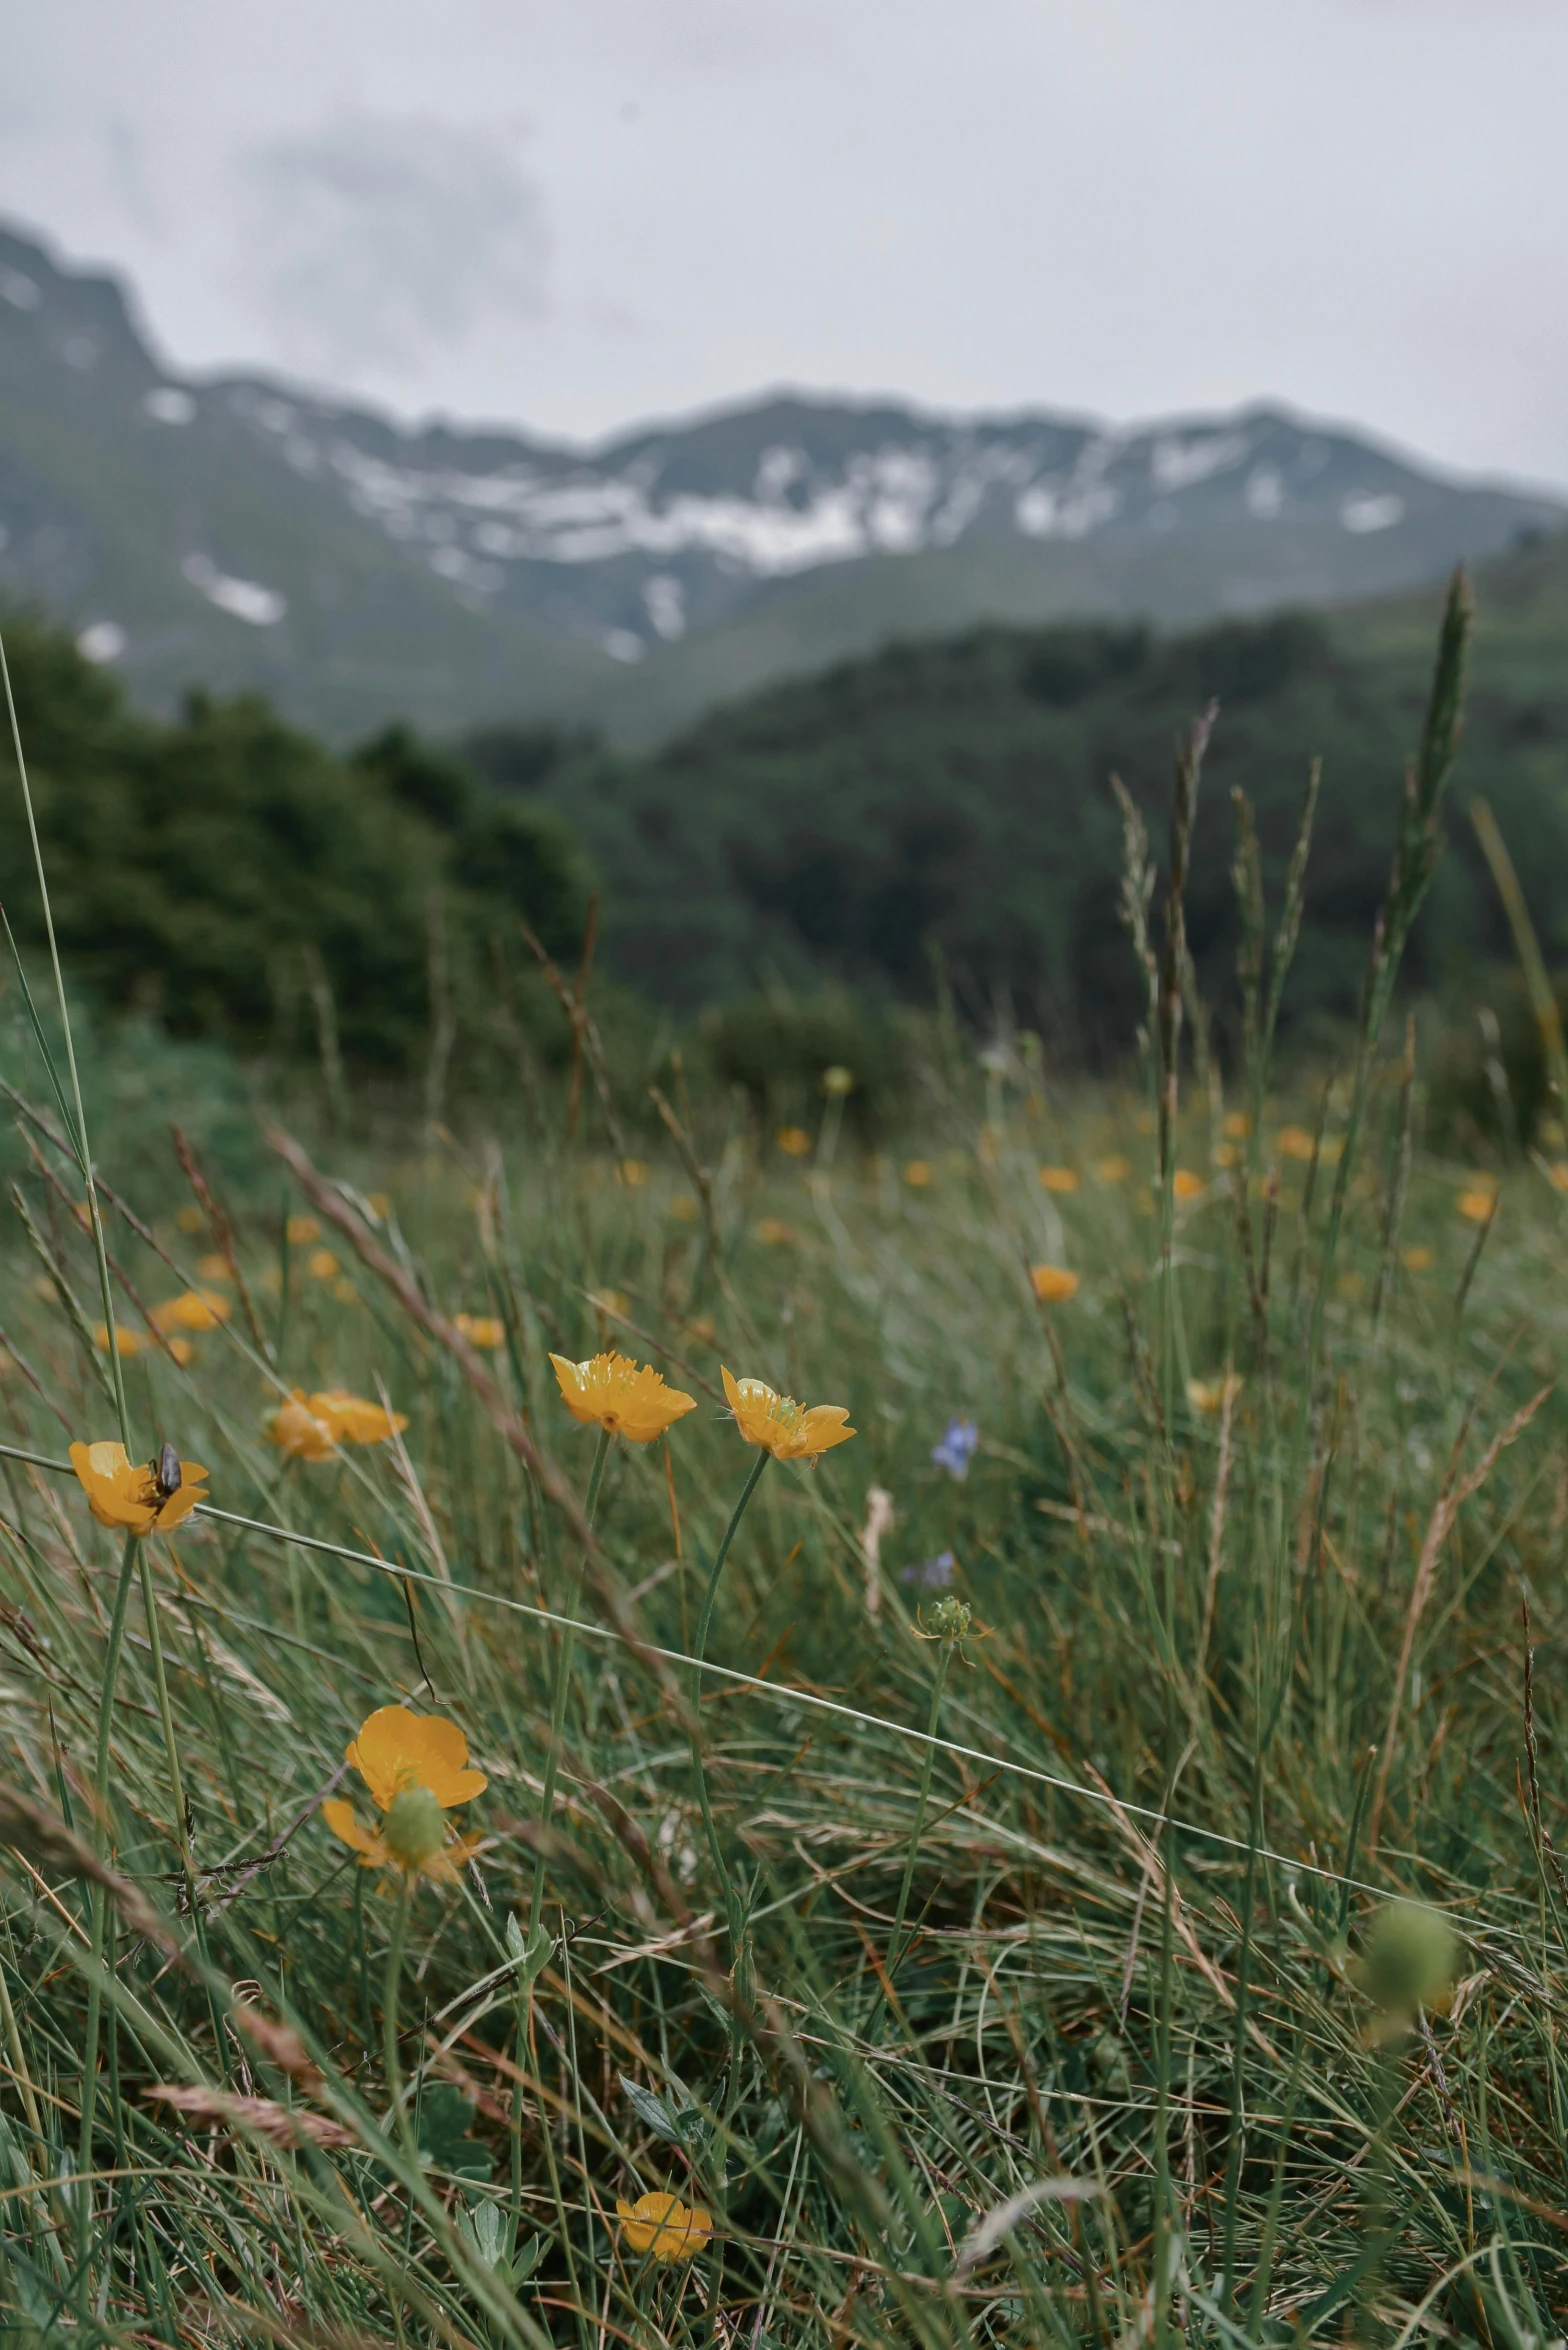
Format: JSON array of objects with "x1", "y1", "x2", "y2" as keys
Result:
[{"x1": 235, "y1": 112, "x2": 548, "y2": 380}]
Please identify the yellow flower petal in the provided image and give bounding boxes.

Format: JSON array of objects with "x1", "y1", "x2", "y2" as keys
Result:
[
  {"x1": 1038, "y1": 1165, "x2": 1079, "y2": 1194},
  {"x1": 547, "y1": 1353, "x2": 697, "y2": 1445},
  {"x1": 720, "y1": 1367, "x2": 855, "y2": 1463},
  {"x1": 1030, "y1": 1264, "x2": 1080, "y2": 1303},
  {"x1": 616, "y1": 2192, "x2": 713, "y2": 2263},
  {"x1": 268, "y1": 1391, "x2": 337, "y2": 1461},
  {"x1": 68, "y1": 1440, "x2": 209, "y2": 1535},
  {"x1": 308, "y1": 1391, "x2": 408, "y2": 1446},
  {"x1": 345, "y1": 1705, "x2": 487, "y2": 1812}
]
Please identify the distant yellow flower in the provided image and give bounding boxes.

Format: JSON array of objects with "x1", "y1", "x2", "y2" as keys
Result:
[
  {"x1": 590, "y1": 1289, "x2": 631, "y2": 1318},
  {"x1": 1276, "y1": 1126, "x2": 1317, "y2": 1162},
  {"x1": 307, "y1": 1249, "x2": 340, "y2": 1282},
  {"x1": 755, "y1": 1217, "x2": 796, "y2": 1246},
  {"x1": 1172, "y1": 1169, "x2": 1205, "y2": 1201},
  {"x1": 152, "y1": 1287, "x2": 230, "y2": 1334},
  {"x1": 821, "y1": 1065, "x2": 856, "y2": 1098},
  {"x1": 368, "y1": 1192, "x2": 392, "y2": 1219},
  {"x1": 166, "y1": 1337, "x2": 195, "y2": 1367},
  {"x1": 721, "y1": 1367, "x2": 854, "y2": 1463},
  {"x1": 1187, "y1": 1374, "x2": 1243, "y2": 1415},
  {"x1": 619, "y1": 1158, "x2": 648, "y2": 1188},
  {"x1": 1095, "y1": 1155, "x2": 1132, "y2": 1184},
  {"x1": 1213, "y1": 1142, "x2": 1239, "y2": 1169},
  {"x1": 777, "y1": 1127, "x2": 812, "y2": 1157},
  {"x1": 310, "y1": 1390, "x2": 409, "y2": 1446},
  {"x1": 1222, "y1": 1111, "x2": 1251, "y2": 1139},
  {"x1": 267, "y1": 1391, "x2": 337, "y2": 1461},
  {"x1": 453, "y1": 1312, "x2": 506, "y2": 1349},
  {"x1": 174, "y1": 1204, "x2": 205, "y2": 1235},
  {"x1": 93, "y1": 1323, "x2": 144, "y2": 1358},
  {"x1": 331, "y1": 1278, "x2": 357, "y2": 1305},
  {"x1": 69, "y1": 1440, "x2": 208, "y2": 1536},
  {"x1": 196, "y1": 1253, "x2": 231, "y2": 1283},
  {"x1": 1401, "y1": 1245, "x2": 1435, "y2": 1273},
  {"x1": 904, "y1": 1160, "x2": 932, "y2": 1188},
  {"x1": 286, "y1": 1215, "x2": 322, "y2": 1246},
  {"x1": 549, "y1": 1352, "x2": 697, "y2": 1444},
  {"x1": 616, "y1": 2191, "x2": 712, "y2": 2264},
  {"x1": 1038, "y1": 1165, "x2": 1079, "y2": 1194},
  {"x1": 1030, "y1": 1263, "x2": 1080, "y2": 1303},
  {"x1": 686, "y1": 1315, "x2": 717, "y2": 1346},
  {"x1": 322, "y1": 1705, "x2": 485, "y2": 1884},
  {"x1": 669, "y1": 1195, "x2": 701, "y2": 1222},
  {"x1": 1336, "y1": 1270, "x2": 1365, "y2": 1302},
  {"x1": 1455, "y1": 1189, "x2": 1497, "y2": 1224}
]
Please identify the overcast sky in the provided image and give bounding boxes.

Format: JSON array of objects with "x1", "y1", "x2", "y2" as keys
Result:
[{"x1": 2, "y1": 1, "x2": 1565, "y2": 485}]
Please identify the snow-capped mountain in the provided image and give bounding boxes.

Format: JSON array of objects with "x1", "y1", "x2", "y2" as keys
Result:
[{"x1": 0, "y1": 220, "x2": 1560, "y2": 738}]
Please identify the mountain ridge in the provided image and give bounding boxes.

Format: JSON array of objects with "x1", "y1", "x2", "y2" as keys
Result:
[{"x1": 0, "y1": 218, "x2": 1561, "y2": 743}]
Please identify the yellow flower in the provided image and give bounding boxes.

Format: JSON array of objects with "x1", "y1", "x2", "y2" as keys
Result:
[
  {"x1": 1038, "y1": 1165, "x2": 1079, "y2": 1194},
  {"x1": 1401, "y1": 1245, "x2": 1435, "y2": 1273},
  {"x1": 1222, "y1": 1111, "x2": 1251, "y2": 1139},
  {"x1": 151, "y1": 1287, "x2": 230, "y2": 1334},
  {"x1": 307, "y1": 1248, "x2": 340, "y2": 1282},
  {"x1": 454, "y1": 1312, "x2": 506, "y2": 1349},
  {"x1": 1172, "y1": 1169, "x2": 1205, "y2": 1201},
  {"x1": 175, "y1": 1204, "x2": 205, "y2": 1235},
  {"x1": 619, "y1": 1158, "x2": 648, "y2": 1188},
  {"x1": 721, "y1": 1367, "x2": 854, "y2": 1463},
  {"x1": 267, "y1": 1391, "x2": 338, "y2": 1462},
  {"x1": 1548, "y1": 1162, "x2": 1568, "y2": 1194},
  {"x1": 69, "y1": 1440, "x2": 208, "y2": 1536},
  {"x1": 368, "y1": 1192, "x2": 392, "y2": 1219},
  {"x1": 590, "y1": 1289, "x2": 631, "y2": 1318},
  {"x1": 331, "y1": 1278, "x2": 357, "y2": 1305},
  {"x1": 310, "y1": 1390, "x2": 409, "y2": 1446},
  {"x1": 1456, "y1": 1180, "x2": 1498, "y2": 1224},
  {"x1": 166, "y1": 1337, "x2": 195, "y2": 1368},
  {"x1": 1213, "y1": 1142, "x2": 1239, "y2": 1169},
  {"x1": 904, "y1": 1159, "x2": 932, "y2": 1188},
  {"x1": 821, "y1": 1065, "x2": 856, "y2": 1098},
  {"x1": 196, "y1": 1254, "x2": 231, "y2": 1284},
  {"x1": 1276, "y1": 1125, "x2": 1317, "y2": 1162},
  {"x1": 322, "y1": 1705, "x2": 485, "y2": 1884},
  {"x1": 344, "y1": 1703, "x2": 487, "y2": 1810},
  {"x1": 1095, "y1": 1155, "x2": 1131, "y2": 1184},
  {"x1": 755, "y1": 1218, "x2": 796, "y2": 1246},
  {"x1": 286, "y1": 1215, "x2": 322, "y2": 1245},
  {"x1": 776, "y1": 1126, "x2": 812, "y2": 1157},
  {"x1": 93, "y1": 1323, "x2": 144, "y2": 1358},
  {"x1": 616, "y1": 2192, "x2": 712, "y2": 2264},
  {"x1": 1030, "y1": 1263, "x2": 1080, "y2": 1303},
  {"x1": 669, "y1": 1195, "x2": 701, "y2": 1222},
  {"x1": 549, "y1": 1352, "x2": 697, "y2": 1444},
  {"x1": 1187, "y1": 1374, "x2": 1243, "y2": 1415}
]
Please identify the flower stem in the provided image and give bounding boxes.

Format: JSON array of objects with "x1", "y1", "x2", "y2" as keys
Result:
[
  {"x1": 382, "y1": 1877, "x2": 416, "y2": 2163},
  {"x1": 688, "y1": 1449, "x2": 768, "y2": 1935},
  {"x1": 886, "y1": 1643, "x2": 954, "y2": 1988},
  {"x1": 76, "y1": 1530, "x2": 140, "y2": 2285},
  {"x1": 527, "y1": 1425, "x2": 610, "y2": 1941}
]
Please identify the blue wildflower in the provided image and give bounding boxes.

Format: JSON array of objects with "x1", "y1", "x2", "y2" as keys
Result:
[
  {"x1": 901, "y1": 1550, "x2": 957, "y2": 1591},
  {"x1": 931, "y1": 1418, "x2": 979, "y2": 1480}
]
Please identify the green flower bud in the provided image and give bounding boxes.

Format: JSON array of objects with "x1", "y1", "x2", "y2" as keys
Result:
[
  {"x1": 382, "y1": 1786, "x2": 448, "y2": 1873},
  {"x1": 924, "y1": 1595, "x2": 972, "y2": 1644},
  {"x1": 1361, "y1": 1901, "x2": 1458, "y2": 2019}
]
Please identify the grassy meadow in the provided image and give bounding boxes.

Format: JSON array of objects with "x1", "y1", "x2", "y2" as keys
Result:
[{"x1": 3, "y1": 576, "x2": 1568, "y2": 2345}]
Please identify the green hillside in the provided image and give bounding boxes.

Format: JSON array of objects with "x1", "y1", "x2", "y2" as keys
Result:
[{"x1": 514, "y1": 535, "x2": 1568, "y2": 1041}]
